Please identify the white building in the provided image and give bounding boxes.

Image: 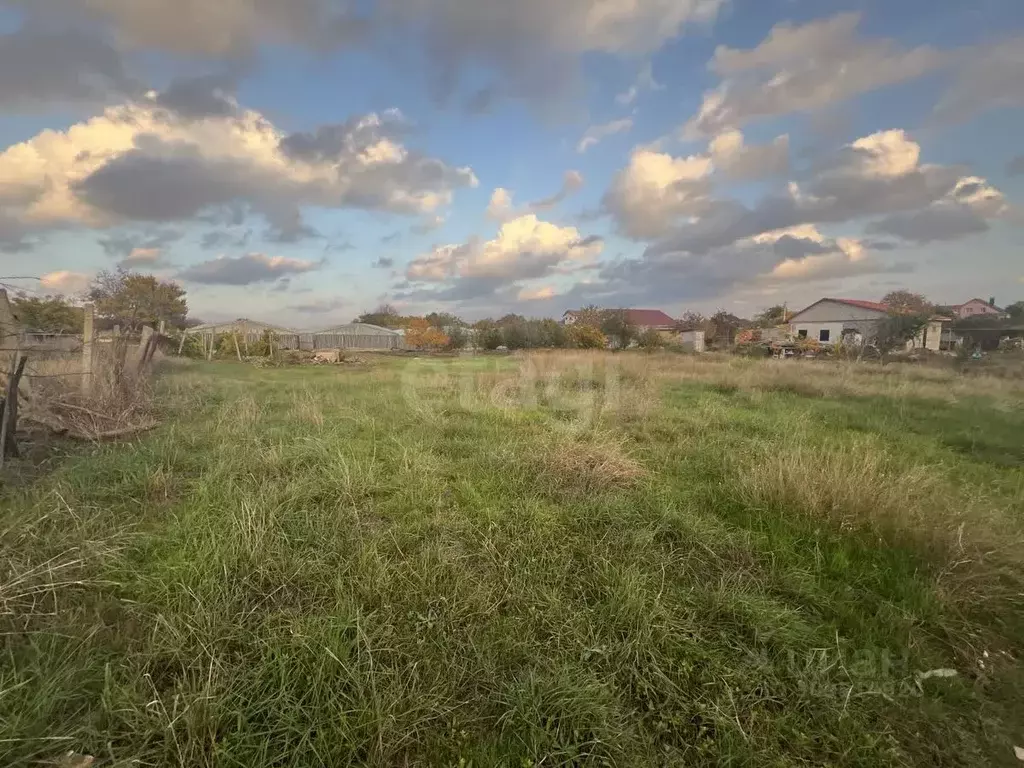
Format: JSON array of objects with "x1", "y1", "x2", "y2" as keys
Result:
[{"x1": 788, "y1": 298, "x2": 889, "y2": 345}]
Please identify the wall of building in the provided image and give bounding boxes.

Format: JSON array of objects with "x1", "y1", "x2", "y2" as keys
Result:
[
  {"x1": 792, "y1": 322, "x2": 845, "y2": 344},
  {"x1": 679, "y1": 330, "x2": 705, "y2": 352},
  {"x1": 789, "y1": 300, "x2": 887, "y2": 323},
  {"x1": 955, "y1": 300, "x2": 1001, "y2": 319}
]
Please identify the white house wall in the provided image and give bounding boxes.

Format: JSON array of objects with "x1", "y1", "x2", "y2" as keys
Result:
[{"x1": 788, "y1": 300, "x2": 888, "y2": 323}]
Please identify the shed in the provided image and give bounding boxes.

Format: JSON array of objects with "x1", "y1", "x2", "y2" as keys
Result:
[{"x1": 310, "y1": 323, "x2": 403, "y2": 351}]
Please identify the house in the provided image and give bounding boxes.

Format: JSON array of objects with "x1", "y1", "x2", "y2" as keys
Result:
[
  {"x1": 788, "y1": 298, "x2": 889, "y2": 345},
  {"x1": 948, "y1": 298, "x2": 1005, "y2": 320}
]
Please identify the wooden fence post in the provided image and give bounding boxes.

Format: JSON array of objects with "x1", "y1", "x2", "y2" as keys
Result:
[
  {"x1": 81, "y1": 303, "x2": 95, "y2": 397},
  {"x1": 0, "y1": 353, "x2": 28, "y2": 466},
  {"x1": 177, "y1": 331, "x2": 187, "y2": 356},
  {"x1": 233, "y1": 333, "x2": 242, "y2": 361}
]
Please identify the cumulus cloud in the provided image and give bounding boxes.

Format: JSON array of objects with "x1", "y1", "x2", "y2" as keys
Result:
[
  {"x1": 685, "y1": 13, "x2": 943, "y2": 136},
  {"x1": 487, "y1": 171, "x2": 584, "y2": 221},
  {"x1": 0, "y1": 101, "x2": 477, "y2": 242},
  {"x1": 603, "y1": 148, "x2": 713, "y2": 239},
  {"x1": 646, "y1": 130, "x2": 982, "y2": 257},
  {"x1": 577, "y1": 118, "x2": 633, "y2": 153},
  {"x1": 381, "y1": 0, "x2": 723, "y2": 103},
  {"x1": 400, "y1": 214, "x2": 603, "y2": 301},
  {"x1": 868, "y1": 176, "x2": 1009, "y2": 243},
  {"x1": 153, "y1": 74, "x2": 240, "y2": 119},
  {"x1": 0, "y1": 27, "x2": 139, "y2": 111},
  {"x1": 177, "y1": 253, "x2": 323, "y2": 285},
  {"x1": 40, "y1": 270, "x2": 91, "y2": 294},
  {"x1": 709, "y1": 130, "x2": 789, "y2": 181},
  {"x1": 518, "y1": 285, "x2": 557, "y2": 301}
]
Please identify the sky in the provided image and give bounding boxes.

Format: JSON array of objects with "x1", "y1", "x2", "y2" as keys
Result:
[{"x1": 0, "y1": 0, "x2": 1022, "y2": 328}]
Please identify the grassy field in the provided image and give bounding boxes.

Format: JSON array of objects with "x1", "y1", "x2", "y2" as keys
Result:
[{"x1": 2, "y1": 352, "x2": 1023, "y2": 766}]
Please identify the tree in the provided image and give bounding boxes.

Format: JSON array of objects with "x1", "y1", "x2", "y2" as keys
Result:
[
  {"x1": 571, "y1": 304, "x2": 604, "y2": 328},
  {"x1": 674, "y1": 311, "x2": 707, "y2": 332},
  {"x1": 356, "y1": 303, "x2": 403, "y2": 328},
  {"x1": 534, "y1": 318, "x2": 567, "y2": 348},
  {"x1": 11, "y1": 295, "x2": 83, "y2": 334},
  {"x1": 445, "y1": 325, "x2": 468, "y2": 350},
  {"x1": 88, "y1": 269, "x2": 188, "y2": 331},
  {"x1": 754, "y1": 304, "x2": 788, "y2": 327},
  {"x1": 1005, "y1": 300, "x2": 1024, "y2": 320},
  {"x1": 425, "y1": 311, "x2": 464, "y2": 330},
  {"x1": 874, "y1": 311, "x2": 930, "y2": 359},
  {"x1": 405, "y1": 317, "x2": 449, "y2": 350},
  {"x1": 601, "y1": 309, "x2": 637, "y2": 349},
  {"x1": 474, "y1": 319, "x2": 504, "y2": 350},
  {"x1": 708, "y1": 310, "x2": 748, "y2": 346},
  {"x1": 637, "y1": 328, "x2": 665, "y2": 350},
  {"x1": 567, "y1": 324, "x2": 606, "y2": 349},
  {"x1": 882, "y1": 290, "x2": 932, "y2": 315},
  {"x1": 500, "y1": 320, "x2": 529, "y2": 350}
]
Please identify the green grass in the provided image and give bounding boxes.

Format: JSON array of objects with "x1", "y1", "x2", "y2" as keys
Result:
[{"x1": 2, "y1": 354, "x2": 1023, "y2": 766}]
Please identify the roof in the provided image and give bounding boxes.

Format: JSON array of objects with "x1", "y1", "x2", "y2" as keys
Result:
[
  {"x1": 828, "y1": 298, "x2": 889, "y2": 312},
  {"x1": 953, "y1": 298, "x2": 1003, "y2": 311},
  {"x1": 188, "y1": 318, "x2": 297, "y2": 333},
  {"x1": 311, "y1": 322, "x2": 401, "y2": 335},
  {"x1": 789, "y1": 297, "x2": 890, "y2": 321},
  {"x1": 623, "y1": 309, "x2": 676, "y2": 327}
]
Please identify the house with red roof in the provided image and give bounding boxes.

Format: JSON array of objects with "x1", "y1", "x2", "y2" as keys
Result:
[
  {"x1": 788, "y1": 297, "x2": 955, "y2": 350},
  {"x1": 787, "y1": 298, "x2": 891, "y2": 346}
]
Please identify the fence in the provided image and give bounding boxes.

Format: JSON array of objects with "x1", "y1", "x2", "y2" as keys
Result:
[{"x1": 182, "y1": 329, "x2": 403, "y2": 357}]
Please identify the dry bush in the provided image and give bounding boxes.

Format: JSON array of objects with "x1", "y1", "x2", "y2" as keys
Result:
[
  {"x1": 536, "y1": 430, "x2": 646, "y2": 498},
  {"x1": 19, "y1": 344, "x2": 158, "y2": 440}
]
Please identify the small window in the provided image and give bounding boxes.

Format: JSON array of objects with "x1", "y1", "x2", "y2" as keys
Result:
[
  {"x1": 797, "y1": 329, "x2": 808, "y2": 339},
  {"x1": 819, "y1": 329, "x2": 831, "y2": 342}
]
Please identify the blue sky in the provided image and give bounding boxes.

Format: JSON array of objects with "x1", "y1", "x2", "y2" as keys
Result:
[{"x1": 0, "y1": 0, "x2": 1021, "y2": 326}]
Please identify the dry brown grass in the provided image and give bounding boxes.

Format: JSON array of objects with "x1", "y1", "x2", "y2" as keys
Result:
[
  {"x1": 731, "y1": 439, "x2": 1024, "y2": 575},
  {"x1": 518, "y1": 350, "x2": 1024, "y2": 405},
  {"x1": 535, "y1": 429, "x2": 646, "y2": 498},
  {"x1": 18, "y1": 347, "x2": 159, "y2": 440}
]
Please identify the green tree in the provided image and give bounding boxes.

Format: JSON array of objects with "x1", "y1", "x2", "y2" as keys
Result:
[
  {"x1": 754, "y1": 304, "x2": 788, "y2": 327},
  {"x1": 474, "y1": 319, "x2": 504, "y2": 350},
  {"x1": 356, "y1": 303, "x2": 404, "y2": 328},
  {"x1": 1004, "y1": 300, "x2": 1024, "y2": 320},
  {"x1": 874, "y1": 311, "x2": 930, "y2": 359},
  {"x1": 425, "y1": 311, "x2": 465, "y2": 329},
  {"x1": 637, "y1": 328, "x2": 665, "y2": 350},
  {"x1": 535, "y1": 318, "x2": 567, "y2": 348},
  {"x1": 88, "y1": 269, "x2": 188, "y2": 331},
  {"x1": 11, "y1": 294, "x2": 83, "y2": 333},
  {"x1": 567, "y1": 324, "x2": 606, "y2": 349},
  {"x1": 674, "y1": 311, "x2": 707, "y2": 332},
  {"x1": 445, "y1": 325, "x2": 469, "y2": 350},
  {"x1": 882, "y1": 290, "x2": 932, "y2": 315},
  {"x1": 601, "y1": 309, "x2": 637, "y2": 349}
]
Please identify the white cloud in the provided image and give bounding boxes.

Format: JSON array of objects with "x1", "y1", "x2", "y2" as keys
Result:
[
  {"x1": 603, "y1": 148, "x2": 713, "y2": 239},
  {"x1": 40, "y1": 270, "x2": 91, "y2": 295},
  {"x1": 518, "y1": 285, "x2": 557, "y2": 301},
  {"x1": 401, "y1": 214, "x2": 603, "y2": 301},
  {"x1": 0, "y1": 100, "x2": 477, "y2": 241},
  {"x1": 486, "y1": 171, "x2": 585, "y2": 221},
  {"x1": 577, "y1": 118, "x2": 634, "y2": 153},
  {"x1": 123, "y1": 247, "x2": 164, "y2": 265},
  {"x1": 685, "y1": 13, "x2": 944, "y2": 136}
]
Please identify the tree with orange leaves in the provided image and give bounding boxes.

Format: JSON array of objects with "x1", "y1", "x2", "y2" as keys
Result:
[{"x1": 405, "y1": 317, "x2": 449, "y2": 350}]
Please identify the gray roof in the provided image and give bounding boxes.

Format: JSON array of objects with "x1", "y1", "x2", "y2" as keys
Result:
[{"x1": 311, "y1": 322, "x2": 401, "y2": 335}]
